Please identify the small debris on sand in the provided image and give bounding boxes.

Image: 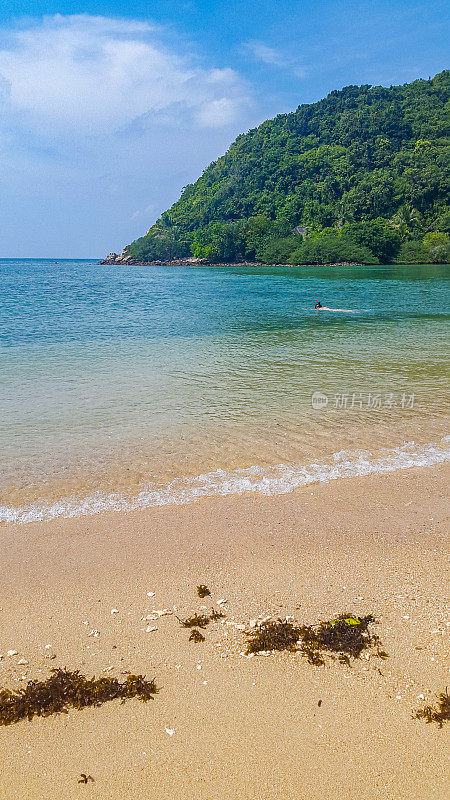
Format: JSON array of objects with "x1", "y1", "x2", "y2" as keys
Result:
[
  {"x1": 189, "y1": 629, "x2": 205, "y2": 643},
  {"x1": 78, "y1": 774, "x2": 94, "y2": 784},
  {"x1": 415, "y1": 689, "x2": 450, "y2": 727},
  {"x1": 178, "y1": 614, "x2": 210, "y2": 629},
  {"x1": 197, "y1": 585, "x2": 211, "y2": 598}
]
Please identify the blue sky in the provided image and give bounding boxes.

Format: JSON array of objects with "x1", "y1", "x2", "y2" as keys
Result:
[{"x1": 0, "y1": 1, "x2": 448, "y2": 257}]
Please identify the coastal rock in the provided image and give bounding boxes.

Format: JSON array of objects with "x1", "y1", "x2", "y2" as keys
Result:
[{"x1": 100, "y1": 251, "x2": 210, "y2": 267}]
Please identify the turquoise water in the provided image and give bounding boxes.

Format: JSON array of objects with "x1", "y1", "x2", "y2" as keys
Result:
[{"x1": 0, "y1": 259, "x2": 449, "y2": 521}]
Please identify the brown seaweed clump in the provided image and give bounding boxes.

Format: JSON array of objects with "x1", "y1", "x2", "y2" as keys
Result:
[
  {"x1": 415, "y1": 689, "x2": 450, "y2": 727},
  {"x1": 209, "y1": 608, "x2": 226, "y2": 622},
  {"x1": 298, "y1": 614, "x2": 385, "y2": 666},
  {"x1": 178, "y1": 608, "x2": 225, "y2": 628},
  {"x1": 178, "y1": 613, "x2": 211, "y2": 629},
  {"x1": 197, "y1": 585, "x2": 211, "y2": 598},
  {"x1": 0, "y1": 669, "x2": 157, "y2": 726},
  {"x1": 246, "y1": 619, "x2": 302, "y2": 654},
  {"x1": 78, "y1": 774, "x2": 95, "y2": 784},
  {"x1": 189, "y1": 629, "x2": 206, "y2": 643}
]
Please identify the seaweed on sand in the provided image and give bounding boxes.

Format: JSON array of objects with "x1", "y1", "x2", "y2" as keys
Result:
[
  {"x1": 246, "y1": 619, "x2": 302, "y2": 654},
  {"x1": 415, "y1": 689, "x2": 450, "y2": 727},
  {"x1": 178, "y1": 608, "x2": 225, "y2": 628},
  {"x1": 197, "y1": 585, "x2": 211, "y2": 598},
  {"x1": 298, "y1": 614, "x2": 385, "y2": 666},
  {"x1": 189, "y1": 629, "x2": 205, "y2": 643},
  {"x1": 209, "y1": 608, "x2": 226, "y2": 621},
  {"x1": 244, "y1": 614, "x2": 385, "y2": 664},
  {"x1": 78, "y1": 774, "x2": 95, "y2": 784},
  {"x1": 0, "y1": 669, "x2": 157, "y2": 726},
  {"x1": 177, "y1": 613, "x2": 211, "y2": 629}
]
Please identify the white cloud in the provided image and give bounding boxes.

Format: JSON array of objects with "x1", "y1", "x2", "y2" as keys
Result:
[
  {"x1": 0, "y1": 14, "x2": 252, "y2": 135},
  {"x1": 0, "y1": 15, "x2": 261, "y2": 256},
  {"x1": 196, "y1": 97, "x2": 242, "y2": 127},
  {"x1": 245, "y1": 41, "x2": 285, "y2": 66},
  {"x1": 243, "y1": 39, "x2": 307, "y2": 77}
]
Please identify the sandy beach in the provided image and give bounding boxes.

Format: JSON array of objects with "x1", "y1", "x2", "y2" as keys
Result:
[{"x1": 0, "y1": 463, "x2": 448, "y2": 799}]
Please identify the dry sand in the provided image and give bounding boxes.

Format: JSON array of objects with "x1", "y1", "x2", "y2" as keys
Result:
[{"x1": 0, "y1": 464, "x2": 449, "y2": 799}]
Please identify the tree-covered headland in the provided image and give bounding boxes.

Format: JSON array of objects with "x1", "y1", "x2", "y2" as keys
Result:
[{"x1": 124, "y1": 71, "x2": 450, "y2": 265}]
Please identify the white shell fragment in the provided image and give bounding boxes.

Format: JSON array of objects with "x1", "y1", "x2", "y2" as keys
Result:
[
  {"x1": 146, "y1": 625, "x2": 158, "y2": 633},
  {"x1": 165, "y1": 727, "x2": 175, "y2": 736},
  {"x1": 7, "y1": 650, "x2": 18, "y2": 656},
  {"x1": 147, "y1": 592, "x2": 155, "y2": 597},
  {"x1": 152, "y1": 609, "x2": 173, "y2": 617},
  {"x1": 87, "y1": 629, "x2": 100, "y2": 637},
  {"x1": 18, "y1": 658, "x2": 28, "y2": 665},
  {"x1": 111, "y1": 609, "x2": 119, "y2": 614},
  {"x1": 217, "y1": 599, "x2": 227, "y2": 606}
]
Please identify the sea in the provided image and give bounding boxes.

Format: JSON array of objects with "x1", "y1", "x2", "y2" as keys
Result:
[{"x1": 0, "y1": 259, "x2": 449, "y2": 524}]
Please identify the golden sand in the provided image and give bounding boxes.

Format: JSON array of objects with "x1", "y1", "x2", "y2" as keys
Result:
[{"x1": 0, "y1": 464, "x2": 449, "y2": 799}]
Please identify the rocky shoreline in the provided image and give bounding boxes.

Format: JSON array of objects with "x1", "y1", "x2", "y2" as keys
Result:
[{"x1": 99, "y1": 252, "x2": 362, "y2": 268}]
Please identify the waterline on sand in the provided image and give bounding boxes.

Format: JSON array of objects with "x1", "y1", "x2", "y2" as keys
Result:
[{"x1": 1, "y1": 437, "x2": 448, "y2": 525}]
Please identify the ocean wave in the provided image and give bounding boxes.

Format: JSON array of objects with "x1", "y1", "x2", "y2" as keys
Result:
[{"x1": 1, "y1": 437, "x2": 449, "y2": 525}]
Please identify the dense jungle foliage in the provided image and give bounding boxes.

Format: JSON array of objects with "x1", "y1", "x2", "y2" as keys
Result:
[{"x1": 127, "y1": 71, "x2": 450, "y2": 265}]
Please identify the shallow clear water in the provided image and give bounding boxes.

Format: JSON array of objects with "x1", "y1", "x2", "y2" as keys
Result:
[{"x1": 0, "y1": 259, "x2": 449, "y2": 521}]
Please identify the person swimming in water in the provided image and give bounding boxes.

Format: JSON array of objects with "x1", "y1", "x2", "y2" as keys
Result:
[{"x1": 314, "y1": 299, "x2": 323, "y2": 308}]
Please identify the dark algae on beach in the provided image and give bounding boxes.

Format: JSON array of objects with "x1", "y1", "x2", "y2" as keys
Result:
[
  {"x1": 415, "y1": 689, "x2": 450, "y2": 727},
  {"x1": 196, "y1": 585, "x2": 211, "y2": 598},
  {"x1": 298, "y1": 614, "x2": 387, "y2": 666},
  {"x1": 245, "y1": 614, "x2": 387, "y2": 665},
  {"x1": 189, "y1": 629, "x2": 206, "y2": 643},
  {"x1": 178, "y1": 608, "x2": 226, "y2": 628},
  {"x1": 178, "y1": 613, "x2": 211, "y2": 629},
  {"x1": 246, "y1": 619, "x2": 301, "y2": 654},
  {"x1": 0, "y1": 669, "x2": 157, "y2": 726},
  {"x1": 78, "y1": 774, "x2": 95, "y2": 784}
]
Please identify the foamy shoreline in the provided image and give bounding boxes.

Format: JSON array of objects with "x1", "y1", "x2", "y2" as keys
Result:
[{"x1": 2, "y1": 435, "x2": 449, "y2": 524}]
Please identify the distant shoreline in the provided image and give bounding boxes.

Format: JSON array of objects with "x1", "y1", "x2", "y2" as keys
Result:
[{"x1": 99, "y1": 254, "x2": 447, "y2": 268}]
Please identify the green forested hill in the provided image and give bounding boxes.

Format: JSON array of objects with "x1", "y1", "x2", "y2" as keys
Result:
[{"x1": 125, "y1": 70, "x2": 450, "y2": 265}]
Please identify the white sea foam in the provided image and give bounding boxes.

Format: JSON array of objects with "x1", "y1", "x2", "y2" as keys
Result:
[{"x1": 1, "y1": 437, "x2": 449, "y2": 525}]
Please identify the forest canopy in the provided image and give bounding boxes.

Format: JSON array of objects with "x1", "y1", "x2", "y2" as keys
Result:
[{"x1": 125, "y1": 71, "x2": 450, "y2": 265}]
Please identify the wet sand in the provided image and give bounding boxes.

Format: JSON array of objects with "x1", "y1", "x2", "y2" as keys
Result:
[{"x1": 0, "y1": 463, "x2": 449, "y2": 799}]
